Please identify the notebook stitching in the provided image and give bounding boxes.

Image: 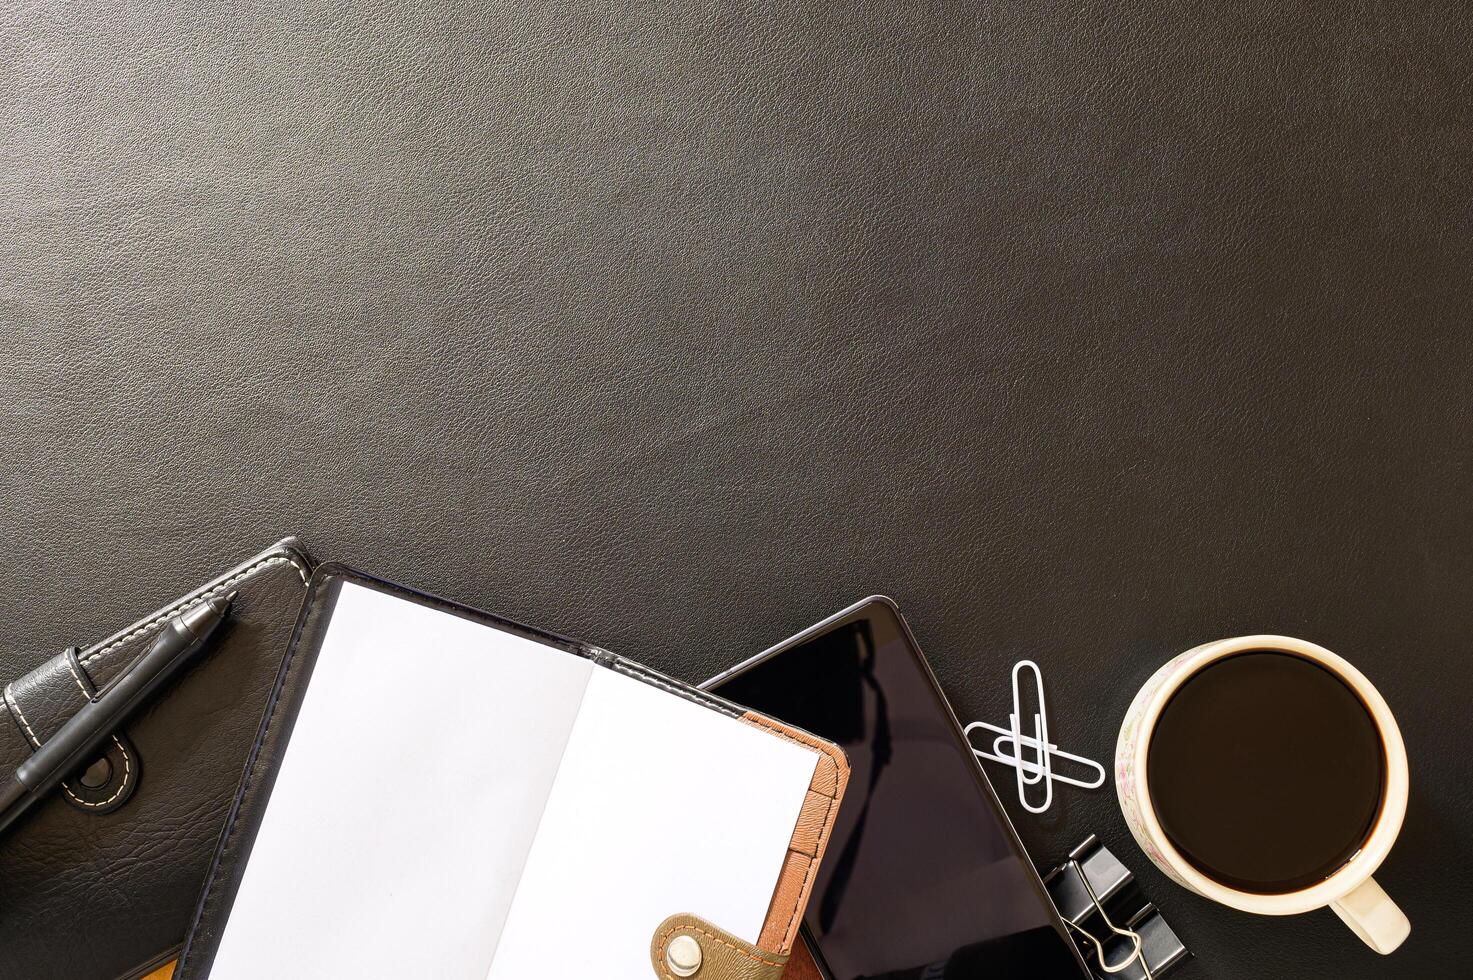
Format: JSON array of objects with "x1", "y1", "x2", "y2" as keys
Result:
[
  {"x1": 611, "y1": 660, "x2": 675, "y2": 690},
  {"x1": 738, "y1": 715, "x2": 845, "y2": 946},
  {"x1": 57, "y1": 654, "x2": 133, "y2": 807},
  {"x1": 61, "y1": 736, "x2": 132, "y2": 808},
  {"x1": 4, "y1": 684, "x2": 41, "y2": 748},
  {"x1": 81, "y1": 554, "x2": 308, "y2": 665},
  {"x1": 612, "y1": 660, "x2": 728, "y2": 711},
  {"x1": 767, "y1": 791, "x2": 835, "y2": 949},
  {"x1": 63, "y1": 654, "x2": 91, "y2": 698},
  {"x1": 653, "y1": 922, "x2": 786, "y2": 971},
  {"x1": 789, "y1": 792, "x2": 836, "y2": 941},
  {"x1": 184, "y1": 568, "x2": 325, "y2": 968},
  {"x1": 6, "y1": 663, "x2": 134, "y2": 807}
]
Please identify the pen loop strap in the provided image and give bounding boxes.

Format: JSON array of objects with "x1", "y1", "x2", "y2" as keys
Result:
[{"x1": 4, "y1": 646, "x2": 139, "y2": 814}]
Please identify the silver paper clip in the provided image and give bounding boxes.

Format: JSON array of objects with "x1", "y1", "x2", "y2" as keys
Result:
[{"x1": 964, "y1": 660, "x2": 1106, "y2": 814}]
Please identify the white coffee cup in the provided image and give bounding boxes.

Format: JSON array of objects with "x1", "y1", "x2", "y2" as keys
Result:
[{"x1": 1115, "y1": 635, "x2": 1410, "y2": 953}]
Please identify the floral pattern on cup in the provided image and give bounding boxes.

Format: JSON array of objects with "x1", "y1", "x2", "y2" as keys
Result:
[{"x1": 1115, "y1": 647, "x2": 1203, "y2": 892}]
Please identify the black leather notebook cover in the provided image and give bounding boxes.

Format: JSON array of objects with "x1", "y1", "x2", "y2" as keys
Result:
[{"x1": 0, "y1": 539, "x2": 313, "y2": 980}]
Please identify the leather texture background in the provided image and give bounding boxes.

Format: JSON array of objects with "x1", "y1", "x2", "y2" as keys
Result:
[{"x1": 2, "y1": 2, "x2": 1470, "y2": 977}]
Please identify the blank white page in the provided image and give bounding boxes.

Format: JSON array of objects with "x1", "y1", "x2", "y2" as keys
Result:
[
  {"x1": 209, "y1": 583, "x2": 594, "y2": 980},
  {"x1": 486, "y1": 668, "x2": 820, "y2": 980}
]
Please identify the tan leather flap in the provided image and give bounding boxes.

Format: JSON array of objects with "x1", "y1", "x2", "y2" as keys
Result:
[
  {"x1": 650, "y1": 914, "x2": 788, "y2": 980},
  {"x1": 738, "y1": 712, "x2": 850, "y2": 955}
]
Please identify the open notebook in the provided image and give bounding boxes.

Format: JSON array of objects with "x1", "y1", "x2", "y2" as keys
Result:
[{"x1": 178, "y1": 568, "x2": 847, "y2": 980}]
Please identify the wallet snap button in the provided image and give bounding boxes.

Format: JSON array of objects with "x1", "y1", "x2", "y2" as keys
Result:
[
  {"x1": 665, "y1": 934, "x2": 702, "y2": 976},
  {"x1": 79, "y1": 756, "x2": 113, "y2": 789}
]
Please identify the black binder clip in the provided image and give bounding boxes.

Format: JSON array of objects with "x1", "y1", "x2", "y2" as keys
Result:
[{"x1": 1042, "y1": 835, "x2": 1192, "y2": 980}]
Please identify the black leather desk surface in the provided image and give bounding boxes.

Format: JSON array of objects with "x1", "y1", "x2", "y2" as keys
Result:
[{"x1": 3, "y1": 2, "x2": 1470, "y2": 977}]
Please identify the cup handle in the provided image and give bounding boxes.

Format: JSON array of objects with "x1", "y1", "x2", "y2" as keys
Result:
[{"x1": 1330, "y1": 877, "x2": 1410, "y2": 953}]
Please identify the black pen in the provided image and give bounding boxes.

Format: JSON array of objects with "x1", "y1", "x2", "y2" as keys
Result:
[{"x1": 0, "y1": 592, "x2": 235, "y2": 837}]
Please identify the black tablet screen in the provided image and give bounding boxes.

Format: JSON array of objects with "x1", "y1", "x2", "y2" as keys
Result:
[{"x1": 708, "y1": 600, "x2": 1087, "y2": 980}]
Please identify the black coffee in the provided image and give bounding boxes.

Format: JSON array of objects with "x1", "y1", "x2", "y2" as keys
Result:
[{"x1": 1147, "y1": 651, "x2": 1385, "y2": 894}]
